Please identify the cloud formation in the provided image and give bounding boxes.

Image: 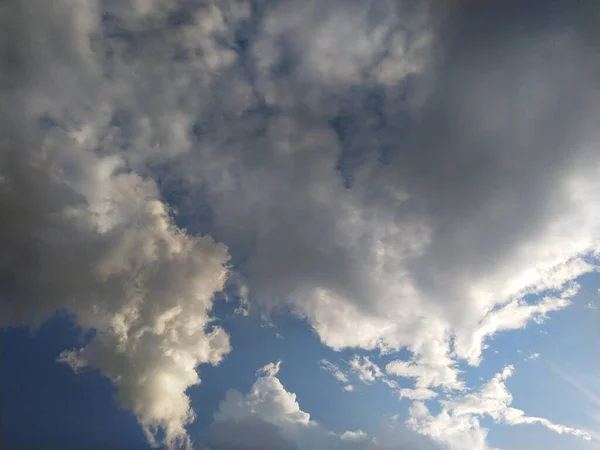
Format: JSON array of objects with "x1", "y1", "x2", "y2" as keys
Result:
[
  {"x1": 3, "y1": 0, "x2": 600, "y2": 448},
  {"x1": 407, "y1": 366, "x2": 591, "y2": 450},
  {"x1": 1, "y1": 1, "x2": 232, "y2": 447},
  {"x1": 320, "y1": 358, "x2": 354, "y2": 392},
  {"x1": 96, "y1": 0, "x2": 600, "y2": 391},
  {"x1": 207, "y1": 362, "x2": 437, "y2": 450}
]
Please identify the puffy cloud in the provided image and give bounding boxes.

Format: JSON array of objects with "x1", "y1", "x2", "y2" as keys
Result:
[
  {"x1": 208, "y1": 363, "x2": 438, "y2": 450},
  {"x1": 112, "y1": 0, "x2": 600, "y2": 391},
  {"x1": 215, "y1": 363, "x2": 311, "y2": 428},
  {"x1": 385, "y1": 340, "x2": 464, "y2": 392},
  {"x1": 4, "y1": 0, "x2": 600, "y2": 447},
  {"x1": 407, "y1": 366, "x2": 591, "y2": 450},
  {"x1": 1, "y1": 1, "x2": 232, "y2": 447}
]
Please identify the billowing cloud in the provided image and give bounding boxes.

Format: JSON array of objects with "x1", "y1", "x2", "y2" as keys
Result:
[
  {"x1": 1, "y1": 1, "x2": 232, "y2": 447},
  {"x1": 3, "y1": 0, "x2": 600, "y2": 448},
  {"x1": 207, "y1": 362, "x2": 437, "y2": 450},
  {"x1": 82, "y1": 0, "x2": 600, "y2": 391},
  {"x1": 407, "y1": 366, "x2": 591, "y2": 450}
]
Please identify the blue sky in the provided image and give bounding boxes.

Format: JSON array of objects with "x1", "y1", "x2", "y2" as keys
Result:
[
  {"x1": 2, "y1": 1, "x2": 600, "y2": 449},
  {"x1": 3, "y1": 278, "x2": 599, "y2": 449}
]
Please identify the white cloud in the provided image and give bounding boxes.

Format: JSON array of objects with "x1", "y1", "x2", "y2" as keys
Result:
[
  {"x1": 407, "y1": 366, "x2": 591, "y2": 450},
  {"x1": 3, "y1": 128, "x2": 231, "y2": 448},
  {"x1": 1, "y1": 2, "x2": 233, "y2": 447},
  {"x1": 209, "y1": 362, "x2": 438, "y2": 450},
  {"x1": 320, "y1": 359, "x2": 354, "y2": 392},
  {"x1": 386, "y1": 336, "x2": 464, "y2": 392},
  {"x1": 340, "y1": 429, "x2": 369, "y2": 441},
  {"x1": 259, "y1": 360, "x2": 283, "y2": 378},
  {"x1": 350, "y1": 356, "x2": 386, "y2": 384},
  {"x1": 525, "y1": 353, "x2": 540, "y2": 362},
  {"x1": 215, "y1": 362, "x2": 311, "y2": 427},
  {"x1": 4, "y1": 0, "x2": 600, "y2": 447},
  {"x1": 399, "y1": 388, "x2": 438, "y2": 401}
]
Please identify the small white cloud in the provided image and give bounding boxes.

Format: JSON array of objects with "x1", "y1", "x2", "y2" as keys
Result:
[
  {"x1": 586, "y1": 301, "x2": 599, "y2": 310},
  {"x1": 258, "y1": 361, "x2": 282, "y2": 378},
  {"x1": 350, "y1": 356, "x2": 386, "y2": 385},
  {"x1": 319, "y1": 359, "x2": 350, "y2": 384},
  {"x1": 216, "y1": 362, "x2": 311, "y2": 427},
  {"x1": 398, "y1": 388, "x2": 438, "y2": 401},
  {"x1": 319, "y1": 359, "x2": 354, "y2": 392},
  {"x1": 340, "y1": 430, "x2": 368, "y2": 441}
]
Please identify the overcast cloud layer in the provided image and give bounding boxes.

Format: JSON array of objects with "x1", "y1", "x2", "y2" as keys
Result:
[{"x1": 1, "y1": 0, "x2": 599, "y2": 449}]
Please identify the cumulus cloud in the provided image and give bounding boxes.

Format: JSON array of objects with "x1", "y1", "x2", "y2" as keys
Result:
[
  {"x1": 407, "y1": 366, "x2": 591, "y2": 450},
  {"x1": 1, "y1": 1, "x2": 232, "y2": 447},
  {"x1": 4, "y1": 0, "x2": 600, "y2": 447},
  {"x1": 207, "y1": 362, "x2": 437, "y2": 450},
  {"x1": 102, "y1": 0, "x2": 600, "y2": 394}
]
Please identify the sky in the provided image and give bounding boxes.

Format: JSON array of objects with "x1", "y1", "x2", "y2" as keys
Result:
[{"x1": 1, "y1": 0, "x2": 600, "y2": 449}]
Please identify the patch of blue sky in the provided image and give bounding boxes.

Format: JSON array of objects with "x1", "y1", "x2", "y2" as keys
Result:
[
  {"x1": 2, "y1": 316, "x2": 151, "y2": 450},
  {"x1": 484, "y1": 271, "x2": 600, "y2": 449}
]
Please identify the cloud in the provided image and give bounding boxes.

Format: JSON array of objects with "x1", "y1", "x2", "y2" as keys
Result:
[
  {"x1": 215, "y1": 362, "x2": 311, "y2": 427},
  {"x1": 350, "y1": 356, "x2": 386, "y2": 384},
  {"x1": 385, "y1": 341, "x2": 464, "y2": 392},
  {"x1": 4, "y1": 0, "x2": 600, "y2": 447},
  {"x1": 320, "y1": 359, "x2": 354, "y2": 392},
  {"x1": 105, "y1": 0, "x2": 600, "y2": 390},
  {"x1": 208, "y1": 362, "x2": 438, "y2": 450},
  {"x1": 341, "y1": 430, "x2": 369, "y2": 442},
  {"x1": 1, "y1": 1, "x2": 232, "y2": 447},
  {"x1": 407, "y1": 366, "x2": 591, "y2": 450},
  {"x1": 398, "y1": 389, "x2": 438, "y2": 401}
]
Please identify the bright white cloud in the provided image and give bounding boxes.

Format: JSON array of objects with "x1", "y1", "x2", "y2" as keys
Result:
[
  {"x1": 340, "y1": 429, "x2": 369, "y2": 441},
  {"x1": 215, "y1": 362, "x2": 311, "y2": 427},
  {"x1": 386, "y1": 336, "x2": 464, "y2": 392},
  {"x1": 209, "y1": 362, "x2": 437, "y2": 450},
  {"x1": 399, "y1": 388, "x2": 438, "y2": 401},
  {"x1": 350, "y1": 356, "x2": 386, "y2": 384},
  {"x1": 407, "y1": 366, "x2": 591, "y2": 450}
]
